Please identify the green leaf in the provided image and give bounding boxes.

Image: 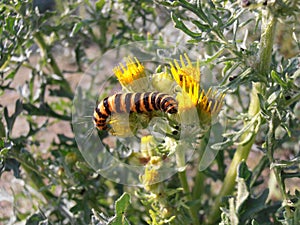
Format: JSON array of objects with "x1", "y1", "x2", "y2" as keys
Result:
[
  {"x1": 5, "y1": 16, "x2": 16, "y2": 33},
  {"x1": 115, "y1": 193, "x2": 131, "y2": 216},
  {"x1": 251, "y1": 219, "x2": 259, "y2": 225},
  {"x1": 4, "y1": 70, "x2": 17, "y2": 80},
  {"x1": 240, "y1": 189, "x2": 272, "y2": 224},
  {"x1": 237, "y1": 161, "x2": 252, "y2": 183},
  {"x1": 257, "y1": 93, "x2": 270, "y2": 119},
  {"x1": 236, "y1": 162, "x2": 251, "y2": 211},
  {"x1": 25, "y1": 211, "x2": 48, "y2": 225},
  {"x1": 271, "y1": 70, "x2": 287, "y2": 88},
  {"x1": 71, "y1": 22, "x2": 83, "y2": 37},
  {"x1": 211, "y1": 139, "x2": 233, "y2": 151},
  {"x1": 192, "y1": 20, "x2": 210, "y2": 30},
  {"x1": 266, "y1": 90, "x2": 279, "y2": 106},
  {"x1": 96, "y1": 0, "x2": 105, "y2": 11},
  {"x1": 110, "y1": 193, "x2": 131, "y2": 225},
  {"x1": 0, "y1": 138, "x2": 4, "y2": 149},
  {"x1": 171, "y1": 12, "x2": 202, "y2": 39}
]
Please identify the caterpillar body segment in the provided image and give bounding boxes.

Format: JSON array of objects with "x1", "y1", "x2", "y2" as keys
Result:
[{"x1": 93, "y1": 92, "x2": 178, "y2": 131}]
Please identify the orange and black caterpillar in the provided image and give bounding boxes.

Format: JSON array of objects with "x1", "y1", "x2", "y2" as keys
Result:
[{"x1": 93, "y1": 92, "x2": 178, "y2": 131}]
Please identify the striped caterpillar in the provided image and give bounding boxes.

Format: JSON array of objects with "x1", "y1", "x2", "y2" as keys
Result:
[{"x1": 93, "y1": 92, "x2": 178, "y2": 131}]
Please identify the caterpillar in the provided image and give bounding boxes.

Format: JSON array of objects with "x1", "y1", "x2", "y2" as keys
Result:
[{"x1": 93, "y1": 92, "x2": 178, "y2": 131}]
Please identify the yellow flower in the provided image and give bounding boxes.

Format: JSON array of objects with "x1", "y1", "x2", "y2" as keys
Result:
[
  {"x1": 199, "y1": 88, "x2": 225, "y2": 115},
  {"x1": 170, "y1": 53, "x2": 225, "y2": 125},
  {"x1": 180, "y1": 78, "x2": 225, "y2": 125},
  {"x1": 113, "y1": 56, "x2": 148, "y2": 91},
  {"x1": 170, "y1": 53, "x2": 200, "y2": 87}
]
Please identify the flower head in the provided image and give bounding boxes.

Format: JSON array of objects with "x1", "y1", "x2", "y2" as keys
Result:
[
  {"x1": 170, "y1": 54, "x2": 225, "y2": 125},
  {"x1": 181, "y1": 77, "x2": 224, "y2": 124},
  {"x1": 113, "y1": 56, "x2": 148, "y2": 91},
  {"x1": 170, "y1": 53, "x2": 200, "y2": 87}
]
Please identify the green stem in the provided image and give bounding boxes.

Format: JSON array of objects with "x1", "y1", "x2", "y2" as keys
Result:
[
  {"x1": 272, "y1": 166, "x2": 292, "y2": 218},
  {"x1": 192, "y1": 171, "x2": 205, "y2": 203},
  {"x1": 192, "y1": 129, "x2": 211, "y2": 202},
  {"x1": 176, "y1": 145, "x2": 200, "y2": 225},
  {"x1": 206, "y1": 8, "x2": 277, "y2": 224},
  {"x1": 267, "y1": 114, "x2": 292, "y2": 218}
]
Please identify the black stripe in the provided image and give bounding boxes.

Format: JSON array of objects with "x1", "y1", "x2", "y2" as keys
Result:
[
  {"x1": 161, "y1": 96, "x2": 173, "y2": 112},
  {"x1": 151, "y1": 92, "x2": 159, "y2": 110},
  {"x1": 102, "y1": 97, "x2": 111, "y2": 115},
  {"x1": 143, "y1": 92, "x2": 151, "y2": 112},
  {"x1": 155, "y1": 93, "x2": 164, "y2": 111},
  {"x1": 167, "y1": 105, "x2": 178, "y2": 114},
  {"x1": 125, "y1": 93, "x2": 132, "y2": 113},
  {"x1": 115, "y1": 94, "x2": 123, "y2": 113},
  {"x1": 95, "y1": 107, "x2": 109, "y2": 119},
  {"x1": 93, "y1": 116, "x2": 98, "y2": 122},
  {"x1": 134, "y1": 93, "x2": 142, "y2": 113}
]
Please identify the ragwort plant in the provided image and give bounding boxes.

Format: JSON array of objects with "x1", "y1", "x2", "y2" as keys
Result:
[
  {"x1": 78, "y1": 0, "x2": 300, "y2": 224},
  {"x1": 1, "y1": 0, "x2": 300, "y2": 225}
]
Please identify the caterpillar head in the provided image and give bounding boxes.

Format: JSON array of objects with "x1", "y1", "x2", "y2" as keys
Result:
[{"x1": 165, "y1": 100, "x2": 178, "y2": 114}]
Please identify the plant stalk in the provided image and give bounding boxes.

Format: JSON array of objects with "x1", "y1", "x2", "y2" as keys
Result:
[
  {"x1": 192, "y1": 128, "x2": 211, "y2": 202},
  {"x1": 207, "y1": 8, "x2": 277, "y2": 224},
  {"x1": 267, "y1": 113, "x2": 293, "y2": 218}
]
